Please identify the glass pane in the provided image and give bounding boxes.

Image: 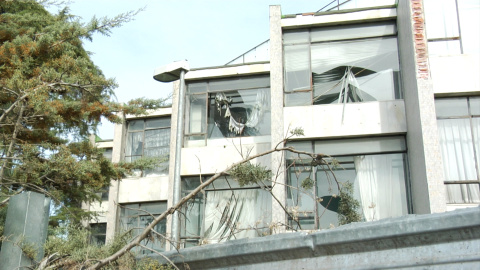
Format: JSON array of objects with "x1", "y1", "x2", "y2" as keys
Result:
[
  {"x1": 286, "y1": 141, "x2": 313, "y2": 160},
  {"x1": 283, "y1": 30, "x2": 309, "y2": 44},
  {"x1": 182, "y1": 193, "x2": 203, "y2": 238},
  {"x1": 437, "y1": 118, "x2": 477, "y2": 180},
  {"x1": 207, "y1": 88, "x2": 271, "y2": 139},
  {"x1": 352, "y1": 154, "x2": 408, "y2": 221},
  {"x1": 208, "y1": 76, "x2": 270, "y2": 92},
  {"x1": 127, "y1": 120, "x2": 144, "y2": 131},
  {"x1": 435, "y1": 98, "x2": 469, "y2": 117},
  {"x1": 458, "y1": 0, "x2": 480, "y2": 54},
  {"x1": 424, "y1": 0, "x2": 459, "y2": 39},
  {"x1": 188, "y1": 82, "x2": 208, "y2": 93},
  {"x1": 470, "y1": 97, "x2": 480, "y2": 115},
  {"x1": 311, "y1": 21, "x2": 396, "y2": 42},
  {"x1": 284, "y1": 44, "x2": 311, "y2": 92},
  {"x1": 446, "y1": 184, "x2": 480, "y2": 204},
  {"x1": 287, "y1": 167, "x2": 315, "y2": 212},
  {"x1": 285, "y1": 91, "x2": 312, "y2": 107},
  {"x1": 314, "y1": 136, "x2": 406, "y2": 156},
  {"x1": 187, "y1": 94, "x2": 206, "y2": 134},
  {"x1": 427, "y1": 40, "x2": 461, "y2": 55},
  {"x1": 145, "y1": 129, "x2": 170, "y2": 148},
  {"x1": 311, "y1": 37, "x2": 399, "y2": 104},
  {"x1": 146, "y1": 117, "x2": 170, "y2": 129},
  {"x1": 126, "y1": 132, "x2": 143, "y2": 156},
  {"x1": 203, "y1": 189, "x2": 271, "y2": 242},
  {"x1": 472, "y1": 118, "x2": 480, "y2": 176}
]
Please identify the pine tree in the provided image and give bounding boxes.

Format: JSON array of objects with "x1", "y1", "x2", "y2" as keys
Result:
[{"x1": 0, "y1": 0, "x2": 166, "y2": 224}]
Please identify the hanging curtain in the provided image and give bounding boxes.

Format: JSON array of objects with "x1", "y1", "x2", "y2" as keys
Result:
[
  {"x1": 203, "y1": 189, "x2": 269, "y2": 243},
  {"x1": 354, "y1": 154, "x2": 407, "y2": 221},
  {"x1": 437, "y1": 119, "x2": 480, "y2": 203},
  {"x1": 215, "y1": 89, "x2": 268, "y2": 135}
]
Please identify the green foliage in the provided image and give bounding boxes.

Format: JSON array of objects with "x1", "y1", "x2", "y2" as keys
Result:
[
  {"x1": 0, "y1": 0, "x2": 168, "y2": 224},
  {"x1": 337, "y1": 182, "x2": 362, "y2": 225},
  {"x1": 300, "y1": 177, "x2": 314, "y2": 190},
  {"x1": 229, "y1": 162, "x2": 271, "y2": 187},
  {"x1": 136, "y1": 257, "x2": 174, "y2": 270},
  {"x1": 290, "y1": 127, "x2": 305, "y2": 136},
  {"x1": 44, "y1": 225, "x2": 135, "y2": 269}
]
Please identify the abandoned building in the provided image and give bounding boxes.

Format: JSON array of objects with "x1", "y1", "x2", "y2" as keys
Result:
[{"x1": 84, "y1": 0, "x2": 480, "y2": 268}]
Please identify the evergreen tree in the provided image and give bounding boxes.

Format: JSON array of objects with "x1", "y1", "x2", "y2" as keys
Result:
[{"x1": 0, "y1": 0, "x2": 166, "y2": 224}]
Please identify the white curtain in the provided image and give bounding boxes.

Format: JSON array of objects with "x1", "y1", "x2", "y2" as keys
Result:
[
  {"x1": 203, "y1": 189, "x2": 270, "y2": 243},
  {"x1": 354, "y1": 154, "x2": 407, "y2": 221},
  {"x1": 437, "y1": 119, "x2": 480, "y2": 203}
]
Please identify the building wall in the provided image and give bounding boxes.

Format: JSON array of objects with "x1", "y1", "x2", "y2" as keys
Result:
[{"x1": 89, "y1": 0, "x2": 480, "y2": 252}]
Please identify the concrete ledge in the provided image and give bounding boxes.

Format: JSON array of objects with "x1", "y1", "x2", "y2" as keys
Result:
[{"x1": 154, "y1": 207, "x2": 480, "y2": 269}]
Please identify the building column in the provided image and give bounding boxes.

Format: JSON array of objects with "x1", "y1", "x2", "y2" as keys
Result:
[
  {"x1": 397, "y1": 0, "x2": 446, "y2": 214},
  {"x1": 269, "y1": 5, "x2": 287, "y2": 233},
  {"x1": 105, "y1": 115, "x2": 126, "y2": 241}
]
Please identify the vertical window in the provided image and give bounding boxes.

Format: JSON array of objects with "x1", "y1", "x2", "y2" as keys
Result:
[
  {"x1": 120, "y1": 202, "x2": 167, "y2": 255},
  {"x1": 435, "y1": 97, "x2": 480, "y2": 204},
  {"x1": 424, "y1": 0, "x2": 480, "y2": 55},
  {"x1": 283, "y1": 21, "x2": 401, "y2": 107},
  {"x1": 185, "y1": 76, "x2": 271, "y2": 147},
  {"x1": 180, "y1": 176, "x2": 271, "y2": 247},
  {"x1": 125, "y1": 117, "x2": 171, "y2": 176},
  {"x1": 286, "y1": 137, "x2": 409, "y2": 230},
  {"x1": 90, "y1": 223, "x2": 107, "y2": 245}
]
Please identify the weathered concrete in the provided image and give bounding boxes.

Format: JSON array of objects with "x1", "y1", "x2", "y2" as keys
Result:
[
  {"x1": 154, "y1": 207, "x2": 480, "y2": 269},
  {"x1": 397, "y1": 0, "x2": 446, "y2": 214}
]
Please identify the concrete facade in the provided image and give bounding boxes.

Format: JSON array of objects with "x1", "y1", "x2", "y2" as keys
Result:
[{"x1": 86, "y1": 0, "x2": 480, "y2": 261}]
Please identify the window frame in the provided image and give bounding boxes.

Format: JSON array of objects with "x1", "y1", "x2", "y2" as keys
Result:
[
  {"x1": 435, "y1": 96, "x2": 480, "y2": 204},
  {"x1": 285, "y1": 136, "x2": 411, "y2": 230},
  {"x1": 180, "y1": 175, "x2": 272, "y2": 247},
  {"x1": 185, "y1": 75, "x2": 271, "y2": 146},
  {"x1": 125, "y1": 117, "x2": 171, "y2": 176},
  {"x1": 119, "y1": 201, "x2": 168, "y2": 255},
  {"x1": 283, "y1": 20, "x2": 402, "y2": 107}
]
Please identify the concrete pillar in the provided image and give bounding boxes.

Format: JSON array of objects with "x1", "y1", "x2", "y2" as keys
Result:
[
  {"x1": 166, "y1": 80, "x2": 180, "y2": 250},
  {"x1": 105, "y1": 115, "x2": 126, "y2": 241},
  {"x1": 397, "y1": 0, "x2": 446, "y2": 214},
  {"x1": 0, "y1": 192, "x2": 50, "y2": 270},
  {"x1": 269, "y1": 5, "x2": 287, "y2": 233}
]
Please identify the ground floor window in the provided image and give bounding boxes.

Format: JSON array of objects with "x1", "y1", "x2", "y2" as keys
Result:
[
  {"x1": 90, "y1": 223, "x2": 106, "y2": 245},
  {"x1": 119, "y1": 202, "x2": 167, "y2": 255},
  {"x1": 286, "y1": 136, "x2": 409, "y2": 230},
  {"x1": 180, "y1": 176, "x2": 271, "y2": 247},
  {"x1": 435, "y1": 97, "x2": 480, "y2": 204}
]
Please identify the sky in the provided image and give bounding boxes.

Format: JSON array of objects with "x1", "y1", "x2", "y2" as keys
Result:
[{"x1": 51, "y1": 1, "x2": 329, "y2": 139}]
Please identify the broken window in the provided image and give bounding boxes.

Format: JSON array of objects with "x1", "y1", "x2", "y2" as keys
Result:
[
  {"x1": 180, "y1": 176, "x2": 271, "y2": 247},
  {"x1": 286, "y1": 137, "x2": 409, "y2": 230},
  {"x1": 284, "y1": 21, "x2": 401, "y2": 106},
  {"x1": 185, "y1": 76, "x2": 271, "y2": 147}
]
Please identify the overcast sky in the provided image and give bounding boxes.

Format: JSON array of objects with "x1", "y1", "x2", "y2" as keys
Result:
[{"x1": 54, "y1": 1, "x2": 329, "y2": 139}]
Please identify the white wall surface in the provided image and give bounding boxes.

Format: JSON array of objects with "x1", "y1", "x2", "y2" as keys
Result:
[{"x1": 285, "y1": 100, "x2": 406, "y2": 139}]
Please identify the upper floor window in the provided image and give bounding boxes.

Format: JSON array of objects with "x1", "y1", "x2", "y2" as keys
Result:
[
  {"x1": 435, "y1": 97, "x2": 480, "y2": 204},
  {"x1": 185, "y1": 76, "x2": 271, "y2": 147},
  {"x1": 424, "y1": 0, "x2": 480, "y2": 55},
  {"x1": 125, "y1": 117, "x2": 171, "y2": 176},
  {"x1": 283, "y1": 21, "x2": 401, "y2": 107}
]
